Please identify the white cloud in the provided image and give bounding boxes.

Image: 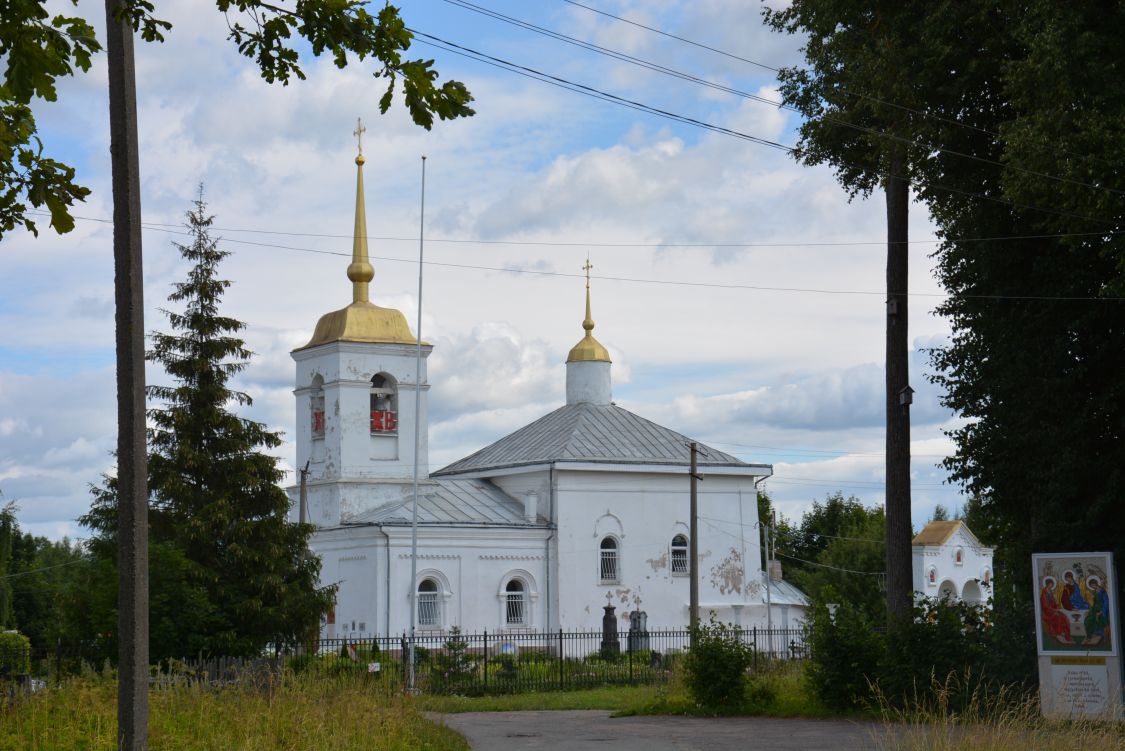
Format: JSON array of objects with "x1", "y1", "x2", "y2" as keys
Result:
[{"x1": 2, "y1": 0, "x2": 968, "y2": 537}]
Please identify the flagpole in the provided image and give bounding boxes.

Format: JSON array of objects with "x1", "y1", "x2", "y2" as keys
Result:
[{"x1": 407, "y1": 155, "x2": 427, "y2": 692}]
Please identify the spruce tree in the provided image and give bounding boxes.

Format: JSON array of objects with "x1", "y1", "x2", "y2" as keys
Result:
[{"x1": 84, "y1": 191, "x2": 332, "y2": 658}]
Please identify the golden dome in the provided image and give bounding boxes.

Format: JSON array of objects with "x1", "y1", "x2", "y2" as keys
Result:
[
  {"x1": 296, "y1": 119, "x2": 418, "y2": 351},
  {"x1": 301, "y1": 301, "x2": 417, "y2": 349},
  {"x1": 566, "y1": 260, "x2": 611, "y2": 363}
]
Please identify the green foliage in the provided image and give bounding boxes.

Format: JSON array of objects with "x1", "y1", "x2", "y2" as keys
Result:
[
  {"x1": 0, "y1": 630, "x2": 31, "y2": 676},
  {"x1": 9, "y1": 530, "x2": 91, "y2": 649},
  {"x1": 780, "y1": 493, "x2": 886, "y2": 622},
  {"x1": 683, "y1": 617, "x2": 754, "y2": 712},
  {"x1": 807, "y1": 596, "x2": 1035, "y2": 713},
  {"x1": 805, "y1": 601, "x2": 884, "y2": 711},
  {"x1": 431, "y1": 627, "x2": 478, "y2": 694},
  {"x1": 0, "y1": 499, "x2": 14, "y2": 628},
  {"x1": 0, "y1": 3, "x2": 98, "y2": 236},
  {"x1": 81, "y1": 193, "x2": 334, "y2": 659},
  {"x1": 0, "y1": 1, "x2": 473, "y2": 241}
]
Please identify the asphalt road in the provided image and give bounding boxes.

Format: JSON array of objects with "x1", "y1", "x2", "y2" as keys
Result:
[{"x1": 432, "y1": 710, "x2": 890, "y2": 750}]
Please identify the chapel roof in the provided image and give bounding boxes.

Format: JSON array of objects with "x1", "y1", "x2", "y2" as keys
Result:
[
  {"x1": 432, "y1": 401, "x2": 762, "y2": 476},
  {"x1": 348, "y1": 478, "x2": 536, "y2": 526},
  {"x1": 911, "y1": 519, "x2": 989, "y2": 548}
]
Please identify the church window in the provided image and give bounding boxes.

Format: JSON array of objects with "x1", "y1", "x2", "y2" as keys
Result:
[
  {"x1": 600, "y1": 537, "x2": 619, "y2": 583},
  {"x1": 370, "y1": 374, "x2": 398, "y2": 433},
  {"x1": 417, "y1": 578, "x2": 440, "y2": 627},
  {"x1": 670, "y1": 534, "x2": 689, "y2": 575},
  {"x1": 927, "y1": 567, "x2": 937, "y2": 585},
  {"x1": 954, "y1": 548, "x2": 964, "y2": 565},
  {"x1": 310, "y1": 375, "x2": 325, "y2": 437},
  {"x1": 505, "y1": 580, "x2": 526, "y2": 625}
]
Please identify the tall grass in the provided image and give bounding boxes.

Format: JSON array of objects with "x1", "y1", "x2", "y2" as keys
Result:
[
  {"x1": 1, "y1": 670, "x2": 467, "y2": 751},
  {"x1": 873, "y1": 672, "x2": 1124, "y2": 751}
]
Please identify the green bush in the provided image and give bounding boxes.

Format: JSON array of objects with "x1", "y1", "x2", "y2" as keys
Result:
[
  {"x1": 0, "y1": 631, "x2": 31, "y2": 677},
  {"x1": 431, "y1": 627, "x2": 479, "y2": 695},
  {"x1": 807, "y1": 596, "x2": 1029, "y2": 713},
  {"x1": 683, "y1": 617, "x2": 754, "y2": 711},
  {"x1": 806, "y1": 601, "x2": 885, "y2": 711}
]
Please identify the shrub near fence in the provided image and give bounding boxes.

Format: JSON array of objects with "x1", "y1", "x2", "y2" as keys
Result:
[
  {"x1": 278, "y1": 627, "x2": 806, "y2": 696},
  {"x1": 11, "y1": 627, "x2": 808, "y2": 697}
]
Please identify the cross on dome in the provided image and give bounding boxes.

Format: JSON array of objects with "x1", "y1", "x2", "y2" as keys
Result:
[{"x1": 353, "y1": 117, "x2": 366, "y2": 155}]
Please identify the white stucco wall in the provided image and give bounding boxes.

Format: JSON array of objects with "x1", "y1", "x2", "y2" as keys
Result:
[
  {"x1": 288, "y1": 341, "x2": 432, "y2": 526},
  {"x1": 311, "y1": 524, "x2": 551, "y2": 639},
  {"x1": 552, "y1": 467, "x2": 768, "y2": 630},
  {"x1": 912, "y1": 526, "x2": 995, "y2": 606}
]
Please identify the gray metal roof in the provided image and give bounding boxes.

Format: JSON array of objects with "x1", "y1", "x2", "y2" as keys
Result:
[
  {"x1": 761, "y1": 572, "x2": 810, "y2": 607},
  {"x1": 433, "y1": 402, "x2": 754, "y2": 476},
  {"x1": 348, "y1": 478, "x2": 534, "y2": 526}
]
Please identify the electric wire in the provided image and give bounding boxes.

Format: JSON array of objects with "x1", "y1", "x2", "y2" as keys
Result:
[
  {"x1": 443, "y1": 0, "x2": 1124, "y2": 201},
  {"x1": 31, "y1": 211, "x2": 1125, "y2": 302},
  {"x1": 30, "y1": 208, "x2": 1125, "y2": 248},
  {"x1": 411, "y1": 30, "x2": 1119, "y2": 228},
  {"x1": 560, "y1": 0, "x2": 1122, "y2": 173}
]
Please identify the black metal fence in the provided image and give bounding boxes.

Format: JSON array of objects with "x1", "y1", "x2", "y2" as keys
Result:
[{"x1": 3, "y1": 627, "x2": 808, "y2": 698}]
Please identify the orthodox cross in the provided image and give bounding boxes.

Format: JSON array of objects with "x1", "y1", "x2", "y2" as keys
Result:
[
  {"x1": 583, "y1": 258, "x2": 593, "y2": 289},
  {"x1": 353, "y1": 117, "x2": 366, "y2": 155}
]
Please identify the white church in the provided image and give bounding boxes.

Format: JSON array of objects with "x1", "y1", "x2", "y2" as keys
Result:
[{"x1": 287, "y1": 145, "x2": 808, "y2": 639}]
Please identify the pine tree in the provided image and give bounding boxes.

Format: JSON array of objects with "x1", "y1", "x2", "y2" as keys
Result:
[{"x1": 84, "y1": 190, "x2": 333, "y2": 658}]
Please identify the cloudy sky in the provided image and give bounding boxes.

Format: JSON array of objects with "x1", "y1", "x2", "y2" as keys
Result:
[{"x1": 1, "y1": 0, "x2": 970, "y2": 540}]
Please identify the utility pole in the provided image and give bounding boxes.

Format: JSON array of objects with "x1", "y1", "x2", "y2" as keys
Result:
[
  {"x1": 105, "y1": 2, "x2": 148, "y2": 748},
  {"x1": 884, "y1": 147, "x2": 913, "y2": 626},
  {"x1": 689, "y1": 442, "x2": 701, "y2": 633},
  {"x1": 298, "y1": 460, "x2": 310, "y2": 526}
]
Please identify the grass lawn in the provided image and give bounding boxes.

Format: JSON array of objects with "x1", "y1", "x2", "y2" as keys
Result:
[
  {"x1": 419, "y1": 661, "x2": 852, "y2": 720},
  {"x1": 2, "y1": 675, "x2": 467, "y2": 751}
]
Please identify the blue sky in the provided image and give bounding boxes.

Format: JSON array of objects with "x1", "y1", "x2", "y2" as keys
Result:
[{"x1": 0, "y1": 0, "x2": 969, "y2": 540}]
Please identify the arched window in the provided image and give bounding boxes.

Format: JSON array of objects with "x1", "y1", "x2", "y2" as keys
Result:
[
  {"x1": 505, "y1": 580, "x2": 526, "y2": 625},
  {"x1": 927, "y1": 566, "x2": 937, "y2": 585},
  {"x1": 310, "y1": 375, "x2": 325, "y2": 437},
  {"x1": 670, "y1": 534, "x2": 688, "y2": 575},
  {"x1": 370, "y1": 374, "x2": 398, "y2": 433},
  {"x1": 600, "y1": 537, "x2": 619, "y2": 583},
  {"x1": 954, "y1": 548, "x2": 964, "y2": 565},
  {"x1": 417, "y1": 578, "x2": 440, "y2": 627}
]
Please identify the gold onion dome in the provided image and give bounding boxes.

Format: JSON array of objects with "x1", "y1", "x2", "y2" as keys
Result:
[
  {"x1": 566, "y1": 260, "x2": 611, "y2": 363},
  {"x1": 298, "y1": 120, "x2": 417, "y2": 350}
]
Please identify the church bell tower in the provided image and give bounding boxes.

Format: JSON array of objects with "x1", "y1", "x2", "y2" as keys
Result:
[{"x1": 289, "y1": 121, "x2": 432, "y2": 526}]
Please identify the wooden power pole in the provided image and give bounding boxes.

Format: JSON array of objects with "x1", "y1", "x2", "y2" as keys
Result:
[{"x1": 884, "y1": 148, "x2": 913, "y2": 626}]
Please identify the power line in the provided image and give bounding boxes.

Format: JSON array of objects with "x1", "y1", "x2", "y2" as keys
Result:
[
  {"x1": 560, "y1": 0, "x2": 1121, "y2": 174},
  {"x1": 412, "y1": 29, "x2": 1119, "y2": 228},
  {"x1": 445, "y1": 0, "x2": 1124, "y2": 201},
  {"x1": 0, "y1": 558, "x2": 86, "y2": 581},
  {"x1": 38, "y1": 211, "x2": 1125, "y2": 302},
  {"x1": 775, "y1": 551, "x2": 885, "y2": 576},
  {"x1": 32, "y1": 209, "x2": 1125, "y2": 249}
]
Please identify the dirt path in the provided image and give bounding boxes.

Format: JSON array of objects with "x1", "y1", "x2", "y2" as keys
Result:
[{"x1": 431, "y1": 710, "x2": 891, "y2": 750}]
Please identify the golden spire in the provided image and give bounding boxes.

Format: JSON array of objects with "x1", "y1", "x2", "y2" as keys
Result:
[
  {"x1": 295, "y1": 119, "x2": 418, "y2": 351},
  {"x1": 566, "y1": 258, "x2": 611, "y2": 363},
  {"x1": 347, "y1": 118, "x2": 374, "y2": 303}
]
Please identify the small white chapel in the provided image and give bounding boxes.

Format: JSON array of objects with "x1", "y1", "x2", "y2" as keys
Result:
[{"x1": 287, "y1": 142, "x2": 807, "y2": 639}]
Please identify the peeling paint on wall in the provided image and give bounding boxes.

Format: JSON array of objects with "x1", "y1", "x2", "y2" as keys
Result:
[
  {"x1": 709, "y1": 547, "x2": 744, "y2": 595},
  {"x1": 645, "y1": 551, "x2": 668, "y2": 572}
]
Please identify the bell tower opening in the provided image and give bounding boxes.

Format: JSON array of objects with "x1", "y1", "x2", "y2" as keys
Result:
[{"x1": 370, "y1": 373, "x2": 398, "y2": 433}]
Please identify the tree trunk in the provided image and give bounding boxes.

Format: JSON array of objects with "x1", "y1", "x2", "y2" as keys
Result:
[
  {"x1": 105, "y1": 2, "x2": 148, "y2": 748},
  {"x1": 884, "y1": 149, "x2": 913, "y2": 626}
]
